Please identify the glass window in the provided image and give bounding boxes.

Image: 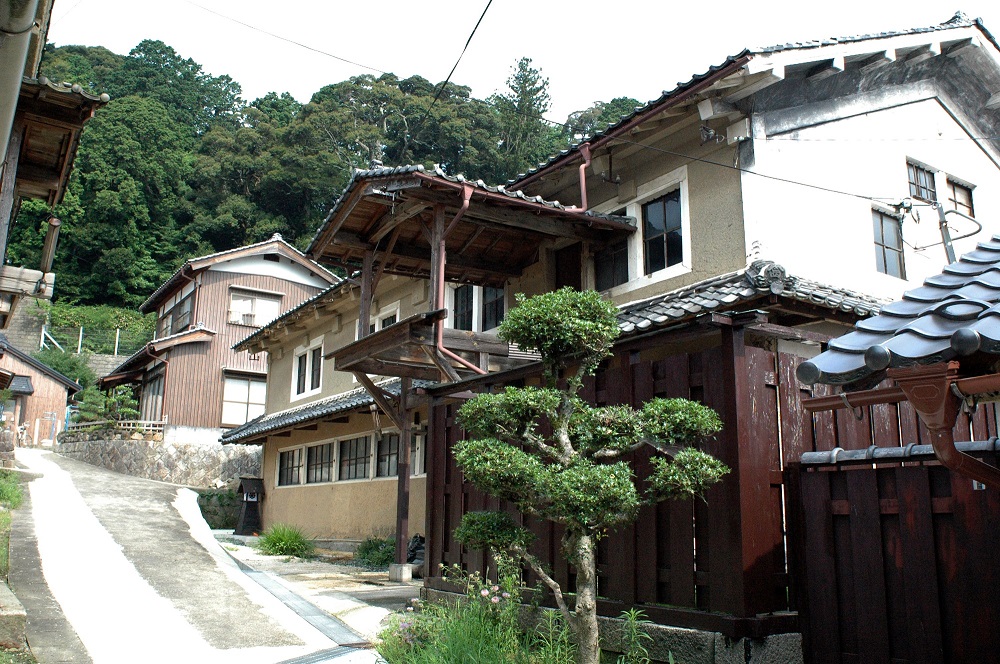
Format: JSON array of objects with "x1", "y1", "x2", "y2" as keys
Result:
[
  {"x1": 947, "y1": 180, "x2": 974, "y2": 218},
  {"x1": 306, "y1": 443, "x2": 334, "y2": 483},
  {"x1": 907, "y1": 163, "x2": 937, "y2": 202},
  {"x1": 229, "y1": 290, "x2": 281, "y2": 327},
  {"x1": 482, "y1": 287, "x2": 504, "y2": 331},
  {"x1": 293, "y1": 342, "x2": 322, "y2": 397},
  {"x1": 453, "y1": 285, "x2": 473, "y2": 331},
  {"x1": 310, "y1": 347, "x2": 322, "y2": 391},
  {"x1": 376, "y1": 434, "x2": 400, "y2": 477},
  {"x1": 873, "y1": 210, "x2": 905, "y2": 279},
  {"x1": 278, "y1": 449, "x2": 301, "y2": 486},
  {"x1": 221, "y1": 375, "x2": 266, "y2": 427},
  {"x1": 595, "y1": 239, "x2": 629, "y2": 291},
  {"x1": 170, "y1": 294, "x2": 193, "y2": 335},
  {"x1": 339, "y1": 436, "x2": 370, "y2": 480},
  {"x1": 642, "y1": 190, "x2": 682, "y2": 275},
  {"x1": 296, "y1": 353, "x2": 307, "y2": 395}
]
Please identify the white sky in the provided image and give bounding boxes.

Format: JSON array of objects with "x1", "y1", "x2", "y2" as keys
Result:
[{"x1": 46, "y1": 1, "x2": 1000, "y2": 123}]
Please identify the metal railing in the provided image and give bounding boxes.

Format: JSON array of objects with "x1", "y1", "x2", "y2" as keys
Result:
[{"x1": 41, "y1": 325, "x2": 153, "y2": 356}]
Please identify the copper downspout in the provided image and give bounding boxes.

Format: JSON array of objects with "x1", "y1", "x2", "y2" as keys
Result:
[
  {"x1": 577, "y1": 143, "x2": 591, "y2": 212},
  {"x1": 888, "y1": 363, "x2": 1000, "y2": 489},
  {"x1": 436, "y1": 185, "x2": 487, "y2": 376}
]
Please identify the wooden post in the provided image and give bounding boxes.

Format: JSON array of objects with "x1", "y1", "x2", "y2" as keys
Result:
[
  {"x1": 0, "y1": 124, "x2": 22, "y2": 265},
  {"x1": 395, "y1": 377, "x2": 412, "y2": 564},
  {"x1": 358, "y1": 250, "x2": 374, "y2": 338},
  {"x1": 429, "y1": 205, "x2": 445, "y2": 310},
  {"x1": 39, "y1": 216, "x2": 61, "y2": 272}
]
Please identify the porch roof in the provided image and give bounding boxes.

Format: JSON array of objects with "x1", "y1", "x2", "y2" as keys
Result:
[
  {"x1": 99, "y1": 326, "x2": 216, "y2": 388},
  {"x1": 221, "y1": 378, "x2": 430, "y2": 445},
  {"x1": 306, "y1": 165, "x2": 635, "y2": 287},
  {"x1": 797, "y1": 233, "x2": 1000, "y2": 388}
]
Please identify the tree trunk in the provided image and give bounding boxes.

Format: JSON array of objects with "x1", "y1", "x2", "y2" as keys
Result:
[{"x1": 570, "y1": 531, "x2": 601, "y2": 664}]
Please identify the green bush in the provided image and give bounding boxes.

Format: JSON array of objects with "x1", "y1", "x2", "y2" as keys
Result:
[
  {"x1": 378, "y1": 554, "x2": 576, "y2": 663},
  {"x1": 0, "y1": 471, "x2": 23, "y2": 510},
  {"x1": 31, "y1": 349, "x2": 96, "y2": 388},
  {"x1": 256, "y1": 524, "x2": 314, "y2": 557},
  {"x1": 354, "y1": 535, "x2": 395, "y2": 568}
]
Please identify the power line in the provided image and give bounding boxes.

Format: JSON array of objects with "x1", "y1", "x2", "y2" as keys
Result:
[
  {"x1": 184, "y1": 0, "x2": 386, "y2": 75},
  {"x1": 430, "y1": 0, "x2": 493, "y2": 108}
]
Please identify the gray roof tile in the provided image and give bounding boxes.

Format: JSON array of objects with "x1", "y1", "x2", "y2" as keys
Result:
[{"x1": 799, "y1": 233, "x2": 1000, "y2": 386}]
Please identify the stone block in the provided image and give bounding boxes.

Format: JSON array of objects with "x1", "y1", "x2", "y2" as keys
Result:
[{"x1": 0, "y1": 582, "x2": 26, "y2": 649}]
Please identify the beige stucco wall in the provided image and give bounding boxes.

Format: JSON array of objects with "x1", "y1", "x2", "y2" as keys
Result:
[{"x1": 257, "y1": 409, "x2": 428, "y2": 541}]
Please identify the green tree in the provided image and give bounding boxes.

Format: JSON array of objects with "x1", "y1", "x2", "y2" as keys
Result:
[
  {"x1": 487, "y1": 58, "x2": 563, "y2": 182},
  {"x1": 32, "y1": 349, "x2": 95, "y2": 389},
  {"x1": 564, "y1": 96, "x2": 642, "y2": 143},
  {"x1": 39, "y1": 43, "x2": 123, "y2": 93},
  {"x1": 452, "y1": 289, "x2": 728, "y2": 664}
]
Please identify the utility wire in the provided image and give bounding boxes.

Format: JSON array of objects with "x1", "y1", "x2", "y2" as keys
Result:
[
  {"x1": 429, "y1": 0, "x2": 493, "y2": 108},
  {"x1": 184, "y1": 0, "x2": 386, "y2": 75}
]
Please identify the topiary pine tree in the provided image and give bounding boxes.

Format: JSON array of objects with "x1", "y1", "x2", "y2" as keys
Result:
[{"x1": 452, "y1": 288, "x2": 728, "y2": 664}]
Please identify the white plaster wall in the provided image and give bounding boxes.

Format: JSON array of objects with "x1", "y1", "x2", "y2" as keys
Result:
[
  {"x1": 209, "y1": 255, "x2": 330, "y2": 290},
  {"x1": 742, "y1": 97, "x2": 1000, "y2": 300}
]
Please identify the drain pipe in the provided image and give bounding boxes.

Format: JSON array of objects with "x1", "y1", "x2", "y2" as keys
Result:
[
  {"x1": 436, "y1": 185, "x2": 486, "y2": 376},
  {"x1": 577, "y1": 143, "x2": 592, "y2": 212},
  {"x1": 0, "y1": 0, "x2": 41, "y2": 166},
  {"x1": 889, "y1": 363, "x2": 1000, "y2": 489}
]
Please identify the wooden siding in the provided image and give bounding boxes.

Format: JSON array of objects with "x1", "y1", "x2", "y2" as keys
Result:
[
  {"x1": 153, "y1": 268, "x2": 323, "y2": 430},
  {"x1": 0, "y1": 353, "x2": 71, "y2": 432}
]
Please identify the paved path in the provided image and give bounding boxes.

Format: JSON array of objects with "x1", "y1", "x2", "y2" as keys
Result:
[{"x1": 10, "y1": 449, "x2": 381, "y2": 664}]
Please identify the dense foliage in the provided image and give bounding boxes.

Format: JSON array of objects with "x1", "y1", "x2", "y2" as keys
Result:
[
  {"x1": 453, "y1": 289, "x2": 728, "y2": 664},
  {"x1": 11, "y1": 42, "x2": 637, "y2": 308},
  {"x1": 256, "y1": 523, "x2": 314, "y2": 557},
  {"x1": 353, "y1": 535, "x2": 395, "y2": 568}
]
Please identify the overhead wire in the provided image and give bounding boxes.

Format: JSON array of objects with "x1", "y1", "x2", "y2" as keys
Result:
[{"x1": 176, "y1": 0, "x2": 985, "y2": 205}]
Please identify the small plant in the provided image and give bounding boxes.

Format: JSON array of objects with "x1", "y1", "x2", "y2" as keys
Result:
[
  {"x1": 256, "y1": 524, "x2": 314, "y2": 557},
  {"x1": 616, "y1": 608, "x2": 653, "y2": 664},
  {"x1": 0, "y1": 471, "x2": 23, "y2": 510},
  {"x1": 353, "y1": 535, "x2": 395, "y2": 568}
]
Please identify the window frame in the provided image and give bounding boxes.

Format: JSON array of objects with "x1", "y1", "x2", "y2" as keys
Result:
[
  {"x1": 273, "y1": 430, "x2": 427, "y2": 488},
  {"x1": 447, "y1": 285, "x2": 505, "y2": 332},
  {"x1": 907, "y1": 161, "x2": 937, "y2": 203},
  {"x1": 946, "y1": 179, "x2": 974, "y2": 218},
  {"x1": 290, "y1": 336, "x2": 324, "y2": 401},
  {"x1": 338, "y1": 435, "x2": 371, "y2": 481},
  {"x1": 277, "y1": 448, "x2": 302, "y2": 486},
  {"x1": 873, "y1": 207, "x2": 906, "y2": 280},
  {"x1": 306, "y1": 442, "x2": 334, "y2": 484},
  {"x1": 228, "y1": 288, "x2": 283, "y2": 328},
  {"x1": 221, "y1": 372, "x2": 267, "y2": 428}
]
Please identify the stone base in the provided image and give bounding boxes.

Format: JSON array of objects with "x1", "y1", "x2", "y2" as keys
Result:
[
  {"x1": 0, "y1": 582, "x2": 26, "y2": 649},
  {"x1": 388, "y1": 563, "x2": 422, "y2": 582}
]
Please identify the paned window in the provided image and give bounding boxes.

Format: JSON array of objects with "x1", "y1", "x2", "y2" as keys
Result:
[
  {"x1": 947, "y1": 180, "x2": 974, "y2": 218},
  {"x1": 595, "y1": 239, "x2": 629, "y2": 291},
  {"x1": 278, "y1": 449, "x2": 302, "y2": 486},
  {"x1": 453, "y1": 285, "x2": 474, "y2": 331},
  {"x1": 339, "y1": 436, "x2": 370, "y2": 480},
  {"x1": 293, "y1": 341, "x2": 322, "y2": 397},
  {"x1": 171, "y1": 294, "x2": 193, "y2": 335},
  {"x1": 221, "y1": 375, "x2": 266, "y2": 427},
  {"x1": 376, "y1": 434, "x2": 400, "y2": 477},
  {"x1": 873, "y1": 210, "x2": 905, "y2": 279},
  {"x1": 306, "y1": 443, "x2": 334, "y2": 483},
  {"x1": 482, "y1": 287, "x2": 505, "y2": 331},
  {"x1": 369, "y1": 312, "x2": 398, "y2": 334},
  {"x1": 907, "y1": 163, "x2": 937, "y2": 202},
  {"x1": 642, "y1": 190, "x2": 683, "y2": 275},
  {"x1": 229, "y1": 290, "x2": 281, "y2": 327}
]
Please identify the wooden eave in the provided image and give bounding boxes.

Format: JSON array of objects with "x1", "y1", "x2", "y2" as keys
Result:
[
  {"x1": 310, "y1": 173, "x2": 635, "y2": 286},
  {"x1": 149, "y1": 328, "x2": 215, "y2": 352},
  {"x1": 329, "y1": 308, "x2": 527, "y2": 381},
  {"x1": 15, "y1": 80, "x2": 105, "y2": 206}
]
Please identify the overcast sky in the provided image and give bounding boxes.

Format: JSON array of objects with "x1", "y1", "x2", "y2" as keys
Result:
[{"x1": 46, "y1": 1, "x2": 1000, "y2": 122}]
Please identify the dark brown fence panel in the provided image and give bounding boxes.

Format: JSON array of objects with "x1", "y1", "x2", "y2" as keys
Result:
[{"x1": 798, "y1": 457, "x2": 1000, "y2": 664}]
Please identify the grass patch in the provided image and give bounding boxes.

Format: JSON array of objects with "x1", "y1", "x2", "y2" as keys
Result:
[
  {"x1": 0, "y1": 647, "x2": 36, "y2": 664},
  {"x1": 0, "y1": 472, "x2": 23, "y2": 510},
  {"x1": 353, "y1": 536, "x2": 395, "y2": 568},
  {"x1": 256, "y1": 524, "x2": 314, "y2": 558}
]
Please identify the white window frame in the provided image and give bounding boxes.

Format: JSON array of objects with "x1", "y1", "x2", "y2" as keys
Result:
[
  {"x1": 273, "y1": 429, "x2": 426, "y2": 488},
  {"x1": 290, "y1": 335, "x2": 324, "y2": 402},
  {"x1": 221, "y1": 373, "x2": 267, "y2": 428},
  {"x1": 228, "y1": 287, "x2": 283, "y2": 328},
  {"x1": 445, "y1": 285, "x2": 506, "y2": 332},
  {"x1": 593, "y1": 165, "x2": 691, "y2": 298}
]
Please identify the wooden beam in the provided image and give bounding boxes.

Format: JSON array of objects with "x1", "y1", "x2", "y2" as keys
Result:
[
  {"x1": 0, "y1": 125, "x2": 22, "y2": 261},
  {"x1": 368, "y1": 201, "x2": 428, "y2": 244},
  {"x1": 353, "y1": 372, "x2": 405, "y2": 430},
  {"x1": 358, "y1": 251, "x2": 374, "y2": 338},
  {"x1": 724, "y1": 66, "x2": 785, "y2": 102},
  {"x1": 420, "y1": 345, "x2": 461, "y2": 382},
  {"x1": 806, "y1": 56, "x2": 845, "y2": 82},
  {"x1": 394, "y1": 376, "x2": 412, "y2": 564},
  {"x1": 349, "y1": 358, "x2": 441, "y2": 381},
  {"x1": 0, "y1": 266, "x2": 56, "y2": 299}
]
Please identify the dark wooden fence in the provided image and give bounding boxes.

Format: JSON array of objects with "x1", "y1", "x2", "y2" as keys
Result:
[{"x1": 425, "y1": 319, "x2": 1000, "y2": 650}]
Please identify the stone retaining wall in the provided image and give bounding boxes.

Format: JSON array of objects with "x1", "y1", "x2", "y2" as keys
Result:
[{"x1": 56, "y1": 429, "x2": 261, "y2": 487}]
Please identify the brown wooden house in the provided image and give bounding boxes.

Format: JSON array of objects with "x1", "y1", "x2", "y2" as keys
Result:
[
  {"x1": 100, "y1": 235, "x2": 337, "y2": 444},
  {"x1": 0, "y1": 332, "x2": 80, "y2": 445}
]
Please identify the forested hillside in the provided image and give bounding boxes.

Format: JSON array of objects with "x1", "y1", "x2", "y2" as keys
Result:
[{"x1": 8, "y1": 40, "x2": 639, "y2": 309}]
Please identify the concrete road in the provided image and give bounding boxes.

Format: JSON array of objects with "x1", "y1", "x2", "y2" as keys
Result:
[{"x1": 9, "y1": 448, "x2": 377, "y2": 664}]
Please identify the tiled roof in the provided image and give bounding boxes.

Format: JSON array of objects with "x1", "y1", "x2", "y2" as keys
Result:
[
  {"x1": 233, "y1": 281, "x2": 352, "y2": 352},
  {"x1": 798, "y1": 234, "x2": 1000, "y2": 387},
  {"x1": 221, "y1": 378, "x2": 431, "y2": 444},
  {"x1": 141, "y1": 234, "x2": 336, "y2": 313},
  {"x1": 103, "y1": 326, "x2": 217, "y2": 379},
  {"x1": 9, "y1": 376, "x2": 33, "y2": 395},
  {"x1": 509, "y1": 13, "x2": 993, "y2": 187},
  {"x1": 617, "y1": 261, "x2": 883, "y2": 336},
  {"x1": 30, "y1": 75, "x2": 110, "y2": 103},
  {"x1": 0, "y1": 333, "x2": 82, "y2": 394},
  {"x1": 306, "y1": 165, "x2": 634, "y2": 256}
]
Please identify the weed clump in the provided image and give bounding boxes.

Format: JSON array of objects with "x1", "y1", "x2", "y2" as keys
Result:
[
  {"x1": 354, "y1": 535, "x2": 395, "y2": 568},
  {"x1": 256, "y1": 524, "x2": 314, "y2": 558}
]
